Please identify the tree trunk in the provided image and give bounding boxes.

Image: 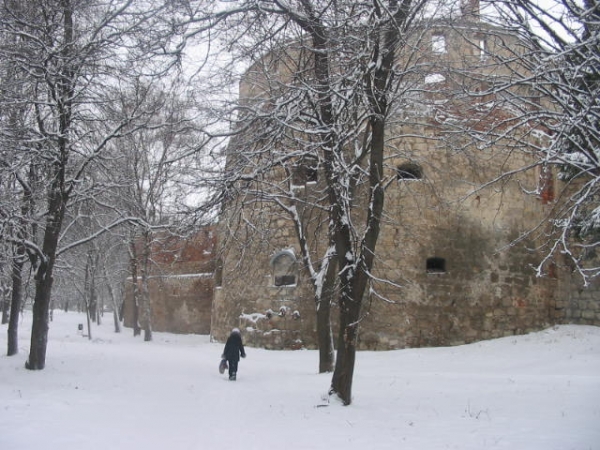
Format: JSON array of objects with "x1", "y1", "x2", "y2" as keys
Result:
[
  {"x1": 85, "y1": 299, "x2": 93, "y2": 340},
  {"x1": 1, "y1": 281, "x2": 9, "y2": 325},
  {"x1": 112, "y1": 309, "x2": 121, "y2": 333},
  {"x1": 327, "y1": 90, "x2": 387, "y2": 406},
  {"x1": 316, "y1": 297, "x2": 334, "y2": 373},
  {"x1": 26, "y1": 129, "x2": 69, "y2": 369},
  {"x1": 8, "y1": 162, "x2": 35, "y2": 355},
  {"x1": 26, "y1": 193, "x2": 65, "y2": 370},
  {"x1": 83, "y1": 258, "x2": 93, "y2": 340},
  {"x1": 330, "y1": 281, "x2": 363, "y2": 405},
  {"x1": 7, "y1": 250, "x2": 25, "y2": 356},
  {"x1": 316, "y1": 255, "x2": 337, "y2": 373},
  {"x1": 26, "y1": 266, "x2": 55, "y2": 370},
  {"x1": 103, "y1": 261, "x2": 121, "y2": 333},
  {"x1": 85, "y1": 251, "x2": 99, "y2": 324},
  {"x1": 140, "y1": 230, "x2": 153, "y2": 342},
  {"x1": 330, "y1": 119, "x2": 387, "y2": 403},
  {"x1": 26, "y1": 0, "x2": 74, "y2": 372},
  {"x1": 129, "y1": 241, "x2": 141, "y2": 336}
]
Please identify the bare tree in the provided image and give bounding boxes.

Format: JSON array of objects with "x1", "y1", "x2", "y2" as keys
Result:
[
  {"x1": 99, "y1": 245, "x2": 125, "y2": 334},
  {"x1": 0, "y1": 0, "x2": 186, "y2": 369},
  {"x1": 115, "y1": 81, "x2": 208, "y2": 341},
  {"x1": 183, "y1": 0, "x2": 442, "y2": 404},
  {"x1": 273, "y1": 0, "x2": 428, "y2": 405},
  {"x1": 6, "y1": 166, "x2": 36, "y2": 355},
  {"x1": 0, "y1": 22, "x2": 41, "y2": 355}
]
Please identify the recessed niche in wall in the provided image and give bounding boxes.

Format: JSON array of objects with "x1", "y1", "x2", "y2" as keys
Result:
[
  {"x1": 397, "y1": 162, "x2": 423, "y2": 181},
  {"x1": 292, "y1": 156, "x2": 318, "y2": 185},
  {"x1": 270, "y1": 250, "x2": 297, "y2": 286},
  {"x1": 426, "y1": 257, "x2": 446, "y2": 274}
]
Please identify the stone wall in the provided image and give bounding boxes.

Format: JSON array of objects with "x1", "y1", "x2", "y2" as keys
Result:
[
  {"x1": 124, "y1": 274, "x2": 214, "y2": 334},
  {"x1": 210, "y1": 202, "x2": 321, "y2": 347},
  {"x1": 556, "y1": 268, "x2": 600, "y2": 326},
  {"x1": 210, "y1": 18, "x2": 575, "y2": 350}
]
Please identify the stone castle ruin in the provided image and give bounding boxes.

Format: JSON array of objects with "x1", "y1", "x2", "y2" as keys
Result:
[
  {"x1": 124, "y1": 3, "x2": 599, "y2": 349},
  {"x1": 209, "y1": 4, "x2": 600, "y2": 350}
]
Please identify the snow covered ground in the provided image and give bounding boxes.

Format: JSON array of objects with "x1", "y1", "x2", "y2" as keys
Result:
[{"x1": 1, "y1": 311, "x2": 599, "y2": 450}]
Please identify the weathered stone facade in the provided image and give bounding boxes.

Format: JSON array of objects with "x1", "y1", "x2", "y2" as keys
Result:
[
  {"x1": 210, "y1": 13, "x2": 586, "y2": 349},
  {"x1": 127, "y1": 8, "x2": 599, "y2": 347}
]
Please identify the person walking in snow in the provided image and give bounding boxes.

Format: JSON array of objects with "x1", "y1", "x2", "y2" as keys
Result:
[{"x1": 222, "y1": 328, "x2": 246, "y2": 380}]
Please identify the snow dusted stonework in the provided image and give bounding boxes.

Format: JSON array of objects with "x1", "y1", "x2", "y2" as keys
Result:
[{"x1": 212, "y1": 12, "x2": 599, "y2": 349}]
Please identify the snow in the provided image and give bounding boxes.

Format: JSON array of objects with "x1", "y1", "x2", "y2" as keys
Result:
[
  {"x1": 425, "y1": 73, "x2": 446, "y2": 84},
  {"x1": 2, "y1": 311, "x2": 599, "y2": 450}
]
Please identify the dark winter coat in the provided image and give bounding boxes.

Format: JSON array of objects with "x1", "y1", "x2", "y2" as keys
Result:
[{"x1": 222, "y1": 330, "x2": 246, "y2": 362}]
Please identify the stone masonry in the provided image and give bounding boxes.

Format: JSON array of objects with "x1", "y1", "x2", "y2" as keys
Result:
[{"x1": 210, "y1": 12, "x2": 590, "y2": 350}]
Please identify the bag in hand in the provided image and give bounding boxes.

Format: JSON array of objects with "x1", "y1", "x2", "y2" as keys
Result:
[{"x1": 219, "y1": 358, "x2": 228, "y2": 374}]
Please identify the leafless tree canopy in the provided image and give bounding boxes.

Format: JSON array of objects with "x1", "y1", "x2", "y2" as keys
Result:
[{"x1": 0, "y1": 0, "x2": 206, "y2": 368}]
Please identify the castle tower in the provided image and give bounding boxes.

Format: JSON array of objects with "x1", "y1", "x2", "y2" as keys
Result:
[{"x1": 212, "y1": 13, "x2": 560, "y2": 350}]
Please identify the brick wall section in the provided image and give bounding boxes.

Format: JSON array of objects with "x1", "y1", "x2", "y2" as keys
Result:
[{"x1": 123, "y1": 229, "x2": 216, "y2": 334}]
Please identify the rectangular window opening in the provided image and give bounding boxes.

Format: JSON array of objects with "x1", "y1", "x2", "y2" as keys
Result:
[
  {"x1": 426, "y1": 257, "x2": 446, "y2": 274},
  {"x1": 479, "y1": 38, "x2": 487, "y2": 60},
  {"x1": 432, "y1": 35, "x2": 447, "y2": 53},
  {"x1": 274, "y1": 275, "x2": 296, "y2": 287}
]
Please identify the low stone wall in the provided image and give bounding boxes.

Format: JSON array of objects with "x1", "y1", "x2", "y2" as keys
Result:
[
  {"x1": 556, "y1": 272, "x2": 600, "y2": 326},
  {"x1": 123, "y1": 274, "x2": 214, "y2": 334}
]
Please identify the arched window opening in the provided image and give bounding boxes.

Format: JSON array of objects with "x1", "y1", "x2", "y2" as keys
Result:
[
  {"x1": 270, "y1": 250, "x2": 297, "y2": 286},
  {"x1": 426, "y1": 257, "x2": 446, "y2": 274},
  {"x1": 397, "y1": 162, "x2": 423, "y2": 181}
]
